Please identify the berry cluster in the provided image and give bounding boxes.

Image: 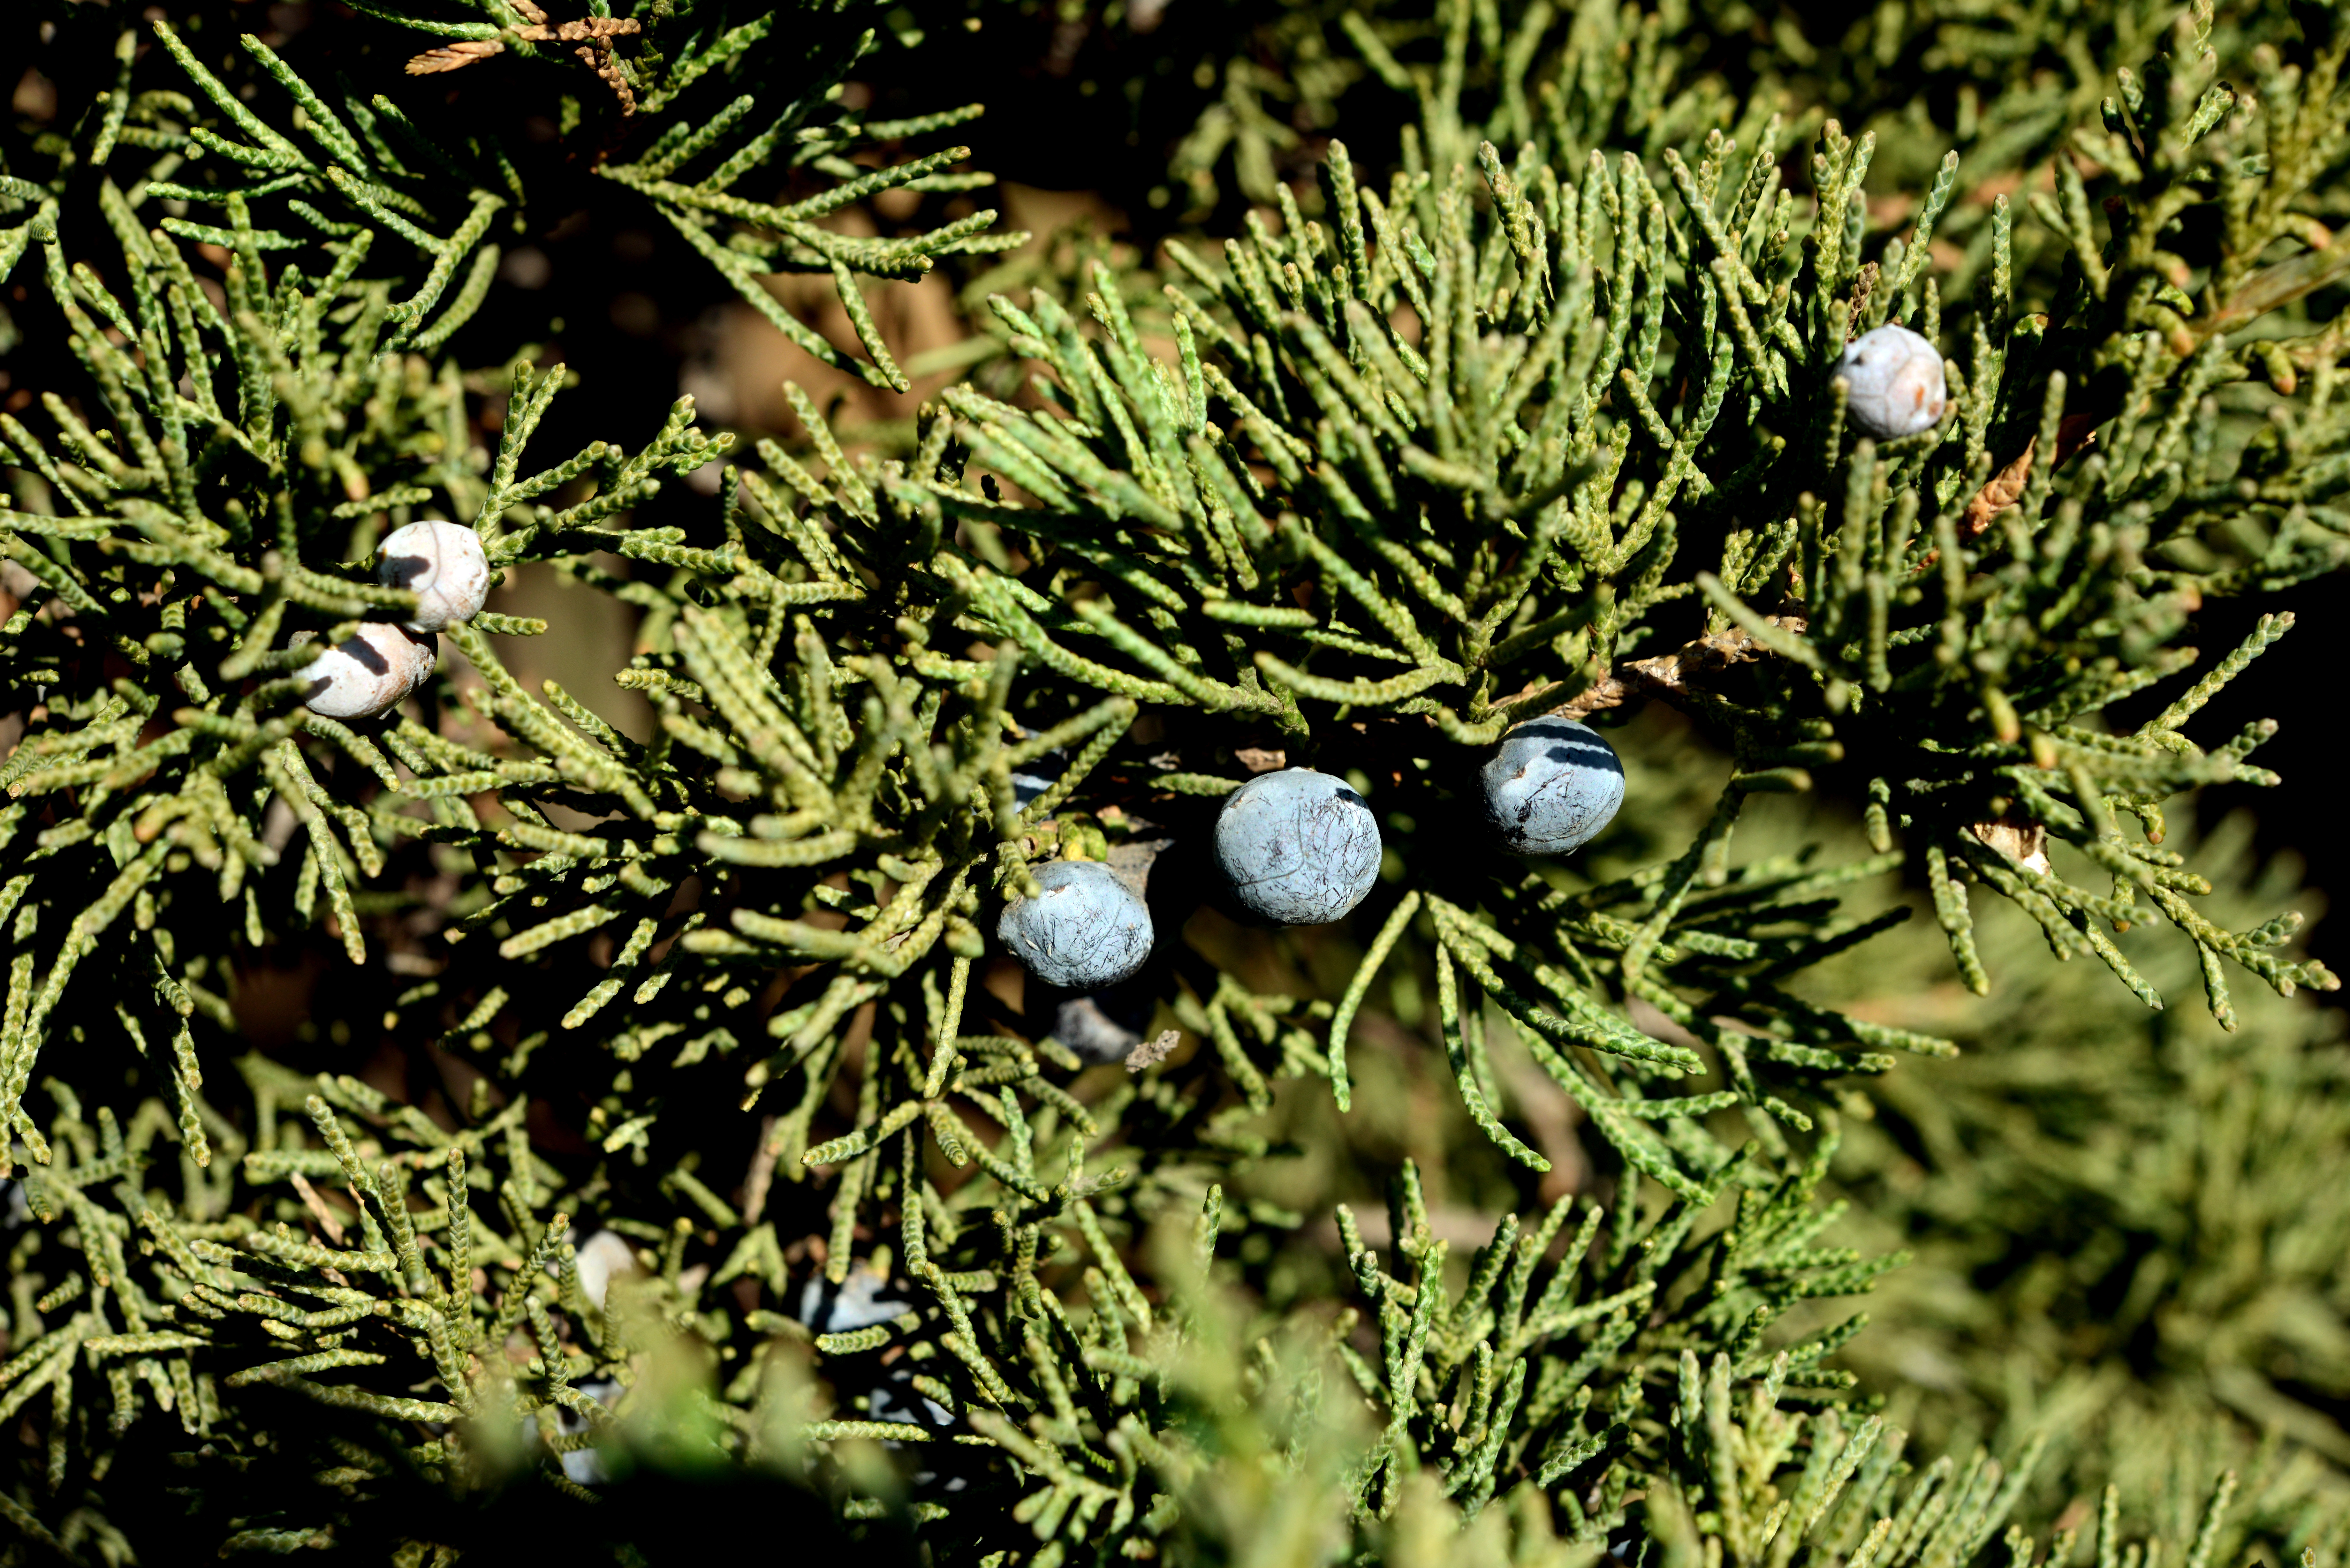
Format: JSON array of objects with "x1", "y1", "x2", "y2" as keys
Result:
[
  {"x1": 297, "y1": 520, "x2": 492, "y2": 719},
  {"x1": 996, "y1": 720, "x2": 1626, "y2": 993}
]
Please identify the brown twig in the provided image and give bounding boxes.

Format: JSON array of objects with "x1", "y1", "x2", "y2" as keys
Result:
[
  {"x1": 287, "y1": 1171, "x2": 347, "y2": 1245},
  {"x1": 740, "y1": 1115, "x2": 781, "y2": 1225},
  {"x1": 1527, "y1": 618, "x2": 2058, "y2": 880},
  {"x1": 1550, "y1": 615, "x2": 1810, "y2": 722}
]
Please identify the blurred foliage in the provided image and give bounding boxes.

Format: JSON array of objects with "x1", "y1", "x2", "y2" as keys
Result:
[{"x1": 1831, "y1": 813, "x2": 2350, "y2": 1478}]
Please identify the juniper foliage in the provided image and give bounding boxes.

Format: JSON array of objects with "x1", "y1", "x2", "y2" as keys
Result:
[{"x1": 3, "y1": 0, "x2": 2349, "y2": 1564}]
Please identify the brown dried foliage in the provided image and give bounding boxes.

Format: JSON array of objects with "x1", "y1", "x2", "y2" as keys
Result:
[{"x1": 402, "y1": 2, "x2": 642, "y2": 113}]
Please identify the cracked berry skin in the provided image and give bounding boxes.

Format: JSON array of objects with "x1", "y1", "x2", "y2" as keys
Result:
[
  {"x1": 1835, "y1": 324, "x2": 1948, "y2": 439},
  {"x1": 996, "y1": 860, "x2": 1155, "y2": 990},
  {"x1": 1212, "y1": 767, "x2": 1382, "y2": 926},
  {"x1": 1481, "y1": 717, "x2": 1625, "y2": 856}
]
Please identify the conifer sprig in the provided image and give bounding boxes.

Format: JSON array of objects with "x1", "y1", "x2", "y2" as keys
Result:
[{"x1": 7, "y1": 0, "x2": 2350, "y2": 1559}]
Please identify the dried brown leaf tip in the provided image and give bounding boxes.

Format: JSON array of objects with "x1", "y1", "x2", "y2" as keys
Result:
[
  {"x1": 1970, "y1": 814, "x2": 2052, "y2": 876},
  {"x1": 406, "y1": 40, "x2": 505, "y2": 75},
  {"x1": 404, "y1": 1, "x2": 643, "y2": 114},
  {"x1": 572, "y1": 38, "x2": 638, "y2": 116},
  {"x1": 1960, "y1": 414, "x2": 2102, "y2": 539},
  {"x1": 1124, "y1": 1029, "x2": 1180, "y2": 1074},
  {"x1": 1963, "y1": 439, "x2": 2037, "y2": 537},
  {"x1": 1844, "y1": 261, "x2": 1879, "y2": 335}
]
